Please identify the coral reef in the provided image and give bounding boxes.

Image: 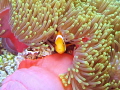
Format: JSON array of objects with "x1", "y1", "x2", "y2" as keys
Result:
[
  {"x1": 0, "y1": 38, "x2": 17, "y2": 87},
  {"x1": 0, "y1": 46, "x2": 16, "y2": 87},
  {"x1": 0, "y1": 0, "x2": 120, "y2": 90}
]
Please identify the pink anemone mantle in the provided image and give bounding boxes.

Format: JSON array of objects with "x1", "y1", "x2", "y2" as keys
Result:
[
  {"x1": 0, "y1": 7, "x2": 28, "y2": 54},
  {"x1": 1, "y1": 53, "x2": 73, "y2": 90}
]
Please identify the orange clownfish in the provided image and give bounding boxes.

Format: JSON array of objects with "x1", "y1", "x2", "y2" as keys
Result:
[{"x1": 55, "y1": 31, "x2": 66, "y2": 54}]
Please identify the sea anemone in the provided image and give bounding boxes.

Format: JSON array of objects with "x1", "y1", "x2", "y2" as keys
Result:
[
  {"x1": 0, "y1": 0, "x2": 120, "y2": 90},
  {"x1": 59, "y1": 0, "x2": 120, "y2": 90},
  {"x1": 0, "y1": 0, "x2": 9, "y2": 11},
  {"x1": 0, "y1": 4, "x2": 28, "y2": 53},
  {"x1": 9, "y1": 0, "x2": 60, "y2": 46},
  {"x1": 2, "y1": 38, "x2": 18, "y2": 55}
]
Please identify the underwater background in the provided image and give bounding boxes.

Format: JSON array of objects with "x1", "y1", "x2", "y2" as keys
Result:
[{"x1": 0, "y1": 0, "x2": 120, "y2": 90}]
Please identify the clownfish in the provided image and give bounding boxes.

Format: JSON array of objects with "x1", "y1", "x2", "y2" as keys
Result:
[{"x1": 55, "y1": 31, "x2": 66, "y2": 54}]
